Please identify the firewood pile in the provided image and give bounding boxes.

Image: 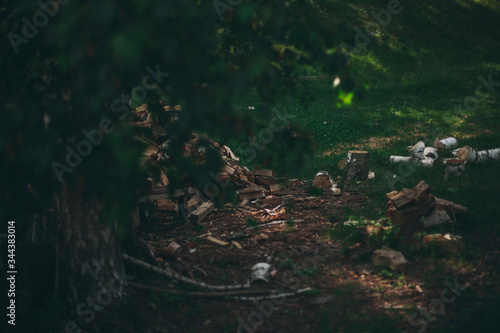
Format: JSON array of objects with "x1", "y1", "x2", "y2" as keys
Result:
[
  {"x1": 390, "y1": 137, "x2": 500, "y2": 178},
  {"x1": 386, "y1": 180, "x2": 467, "y2": 253},
  {"x1": 131, "y1": 103, "x2": 285, "y2": 226}
]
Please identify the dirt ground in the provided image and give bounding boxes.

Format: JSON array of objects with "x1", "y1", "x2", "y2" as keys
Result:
[{"x1": 128, "y1": 180, "x2": 500, "y2": 333}]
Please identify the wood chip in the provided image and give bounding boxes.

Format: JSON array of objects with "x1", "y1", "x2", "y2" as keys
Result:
[
  {"x1": 206, "y1": 236, "x2": 230, "y2": 247},
  {"x1": 231, "y1": 241, "x2": 243, "y2": 249}
]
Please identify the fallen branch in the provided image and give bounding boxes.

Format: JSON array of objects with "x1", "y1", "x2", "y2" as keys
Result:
[
  {"x1": 246, "y1": 219, "x2": 304, "y2": 230},
  {"x1": 122, "y1": 253, "x2": 250, "y2": 290},
  {"x1": 128, "y1": 282, "x2": 274, "y2": 297},
  {"x1": 231, "y1": 287, "x2": 313, "y2": 301}
]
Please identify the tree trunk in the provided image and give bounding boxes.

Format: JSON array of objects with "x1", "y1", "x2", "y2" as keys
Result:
[{"x1": 56, "y1": 183, "x2": 131, "y2": 332}]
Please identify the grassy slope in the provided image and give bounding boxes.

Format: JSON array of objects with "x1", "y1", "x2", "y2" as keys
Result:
[{"x1": 266, "y1": 0, "x2": 500, "y2": 232}]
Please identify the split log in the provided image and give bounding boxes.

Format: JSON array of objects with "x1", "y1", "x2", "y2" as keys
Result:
[
  {"x1": 346, "y1": 151, "x2": 370, "y2": 180},
  {"x1": 261, "y1": 197, "x2": 284, "y2": 207},
  {"x1": 434, "y1": 137, "x2": 458, "y2": 152},
  {"x1": 422, "y1": 233, "x2": 465, "y2": 255},
  {"x1": 255, "y1": 176, "x2": 280, "y2": 186},
  {"x1": 435, "y1": 197, "x2": 468, "y2": 218},
  {"x1": 386, "y1": 181, "x2": 435, "y2": 238},
  {"x1": 155, "y1": 199, "x2": 177, "y2": 214},
  {"x1": 221, "y1": 145, "x2": 239, "y2": 162},
  {"x1": 136, "y1": 104, "x2": 148, "y2": 112},
  {"x1": 422, "y1": 209, "x2": 452, "y2": 228},
  {"x1": 189, "y1": 201, "x2": 214, "y2": 224},
  {"x1": 386, "y1": 180, "x2": 433, "y2": 210},
  {"x1": 238, "y1": 186, "x2": 266, "y2": 200},
  {"x1": 268, "y1": 184, "x2": 281, "y2": 194},
  {"x1": 221, "y1": 164, "x2": 237, "y2": 176},
  {"x1": 249, "y1": 169, "x2": 275, "y2": 177}
]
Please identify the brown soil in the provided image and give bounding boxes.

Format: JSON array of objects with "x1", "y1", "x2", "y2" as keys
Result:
[{"x1": 128, "y1": 180, "x2": 500, "y2": 333}]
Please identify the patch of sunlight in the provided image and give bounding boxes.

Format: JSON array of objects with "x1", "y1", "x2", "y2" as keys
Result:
[
  {"x1": 321, "y1": 135, "x2": 416, "y2": 156},
  {"x1": 354, "y1": 54, "x2": 387, "y2": 73},
  {"x1": 457, "y1": 0, "x2": 500, "y2": 13}
]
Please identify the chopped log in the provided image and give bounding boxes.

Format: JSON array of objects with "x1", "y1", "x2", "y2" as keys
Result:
[
  {"x1": 268, "y1": 184, "x2": 281, "y2": 194},
  {"x1": 422, "y1": 233, "x2": 465, "y2": 254},
  {"x1": 136, "y1": 103, "x2": 148, "y2": 112},
  {"x1": 386, "y1": 180, "x2": 433, "y2": 210},
  {"x1": 422, "y1": 209, "x2": 452, "y2": 228},
  {"x1": 434, "y1": 137, "x2": 458, "y2": 152},
  {"x1": 387, "y1": 204, "x2": 426, "y2": 238},
  {"x1": 222, "y1": 145, "x2": 240, "y2": 162},
  {"x1": 386, "y1": 181, "x2": 435, "y2": 239},
  {"x1": 155, "y1": 199, "x2": 177, "y2": 212},
  {"x1": 261, "y1": 197, "x2": 284, "y2": 207},
  {"x1": 457, "y1": 146, "x2": 476, "y2": 162},
  {"x1": 371, "y1": 246, "x2": 407, "y2": 271},
  {"x1": 409, "y1": 141, "x2": 426, "y2": 159},
  {"x1": 221, "y1": 164, "x2": 236, "y2": 176},
  {"x1": 476, "y1": 148, "x2": 500, "y2": 161},
  {"x1": 206, "y1": 236, "x2": 230, "y2": 247},
  {"x1": 255, "y1": 176, "x2": 280, "y2": 186},
  {"x1": 423, "y1": 147, "x2": 439, "y2": 159},
  {"x1": 238, "y1": 186, "x2": 266, "y2": 200},
  {"x1": 457, "y1": 146, "x2": 500, "y2": 162},
  {"x1": 249, "y1": 169, "x2": 275, "y2": 177},
  {"x1": 390, "y1": 156, "x2": 412, "y2": 163},
  {"x1": 189, "y1": 201, "x2": 214, "y2": 224},
  {"x1": 420, "y1": 156, "x2": 436, "y2": 167},
  {"x1": 187, "y1": 195, "x2": 203, "y2": 212},
  {"x1": 445, "y1": 159, "x2": 465, "y2": 179},
  {"x1": 435, "y1": 197, "x2": 468, "y2": 217},
  {"x1": 346, "y1": 151, "x2": 370, "y2": 180},
  {"x1": 312, "y1": 171, "x2": 337, "y2": 192}
]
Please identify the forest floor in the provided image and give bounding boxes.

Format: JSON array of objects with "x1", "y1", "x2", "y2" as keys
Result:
[{"x1": 129, "y1": 178, "x2": 500, "y2": 333}]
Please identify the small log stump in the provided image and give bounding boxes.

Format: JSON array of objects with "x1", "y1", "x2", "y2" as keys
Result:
[{"x1": 346, "y1": 150, "x2": 370, "y2": 180}]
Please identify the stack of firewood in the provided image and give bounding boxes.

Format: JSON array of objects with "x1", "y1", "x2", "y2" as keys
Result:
[
  {"x1": 132, "y1": 103, "x2": 285, "y2": 225},
  {"x1": 386, "y1": 180, "x2": 467, "y2": 253}
]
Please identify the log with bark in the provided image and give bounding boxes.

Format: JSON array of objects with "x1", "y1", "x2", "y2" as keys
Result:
[
  {"x1": 346, "y1": 151, "x2": 370, "y2": 180},
  {"x1": 457, "y1": 146, "x2": 500, "y2": 162},
  {"x1": 434, "y1": 137, "x2": 458, "y2": 152}
]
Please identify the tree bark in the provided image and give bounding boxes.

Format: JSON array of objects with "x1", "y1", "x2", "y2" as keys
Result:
[{"x1": 56, "y1": 183, "x2": 130, "y2": 332}]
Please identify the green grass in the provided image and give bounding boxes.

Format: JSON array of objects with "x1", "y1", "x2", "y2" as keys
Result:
[{"x1": 234, "y1": 0, "x2": 500, "y2": 233}]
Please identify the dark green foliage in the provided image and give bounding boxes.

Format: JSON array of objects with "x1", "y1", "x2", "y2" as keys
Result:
[{"x1": 0, "y1": 0, "x2": 349, "y2": 230}]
